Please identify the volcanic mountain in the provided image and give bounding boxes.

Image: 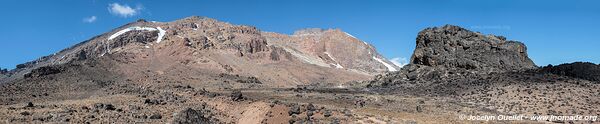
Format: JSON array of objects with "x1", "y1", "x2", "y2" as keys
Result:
[
  {"x1": 0, "y1": 16, "x2": 398, "y2": 87},
  {"x1": 0, "y1": 16, "x2": 403, "y2": 123}
]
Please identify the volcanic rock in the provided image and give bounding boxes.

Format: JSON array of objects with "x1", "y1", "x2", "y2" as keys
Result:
[
  {"x1": 411, "y1": 25, "x2": 536, "y2": 72},
  {"x1": 230, "y1": 90, "x2": 244, "y2": 101},
  {"x1": 171, "y1": 108, "x2": 212, "y2": 124},
  {"x1": 369, "y1": 25, "x2": 537, "y2": 86},
  {"x1": 539, "y1": 62, "x2": 600, "y2": 81},
  {"x1": 24, "y1": 66, "x2": 62, "y2": 78}
]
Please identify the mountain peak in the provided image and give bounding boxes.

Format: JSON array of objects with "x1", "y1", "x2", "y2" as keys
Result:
[
  {"x1": 3, "y1": 16, "x2": 394, "y2": 86},
  {"x1": 265, "y1": 27, "x2": 399, "y2": 74}
]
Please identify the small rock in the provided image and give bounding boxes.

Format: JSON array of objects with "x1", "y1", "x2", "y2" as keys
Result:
[
  {"x1": 172, "y1": 108, "x2": 212, "y2": 124},
  {"x1": 149, "y1": 114, "x2": 162, "y2": 119},
  {"x1": 307, "y1": 103, "x2": 316, "y2": 111},
  {"x1": 26, "y1": 102, "x2": 34, "y2": 107},
  {"x1": 105, "y1": 104, "x2": 116, "y2": 110},
  {"x1": 288, "y1": 104, "x2": 301, "y2": 115},
  {"x1": 20, "y1": 111, "x2": 31, "y2": 116},
  {"x1": 230, "y1": 90, "x2": 244, "y2": 101},
  {"x1": 416, "y1": 105, "x2": 423, "y2": 112},
  {"x1": 324, "y1": 110, "x2": 332, "y2": 117}
]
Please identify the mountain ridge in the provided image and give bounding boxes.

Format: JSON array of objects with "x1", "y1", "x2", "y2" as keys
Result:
[{"x1": 1, "y1": 16, "x2": 398, "y2": 86}]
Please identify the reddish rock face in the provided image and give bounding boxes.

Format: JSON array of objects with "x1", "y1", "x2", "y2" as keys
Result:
[{"x1": 263, "y1": 28, "x2": 399, "y2": 75}]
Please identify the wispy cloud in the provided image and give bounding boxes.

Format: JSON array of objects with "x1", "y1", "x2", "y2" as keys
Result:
[
  {"x1": 108, "y1": 3, "x2": 142, "y2": 17},
  {"x1": 83, "y1": 16, "x2": 97, "y2": 23},
  {"x1": 390, "y1": 57, "x2": 408, "y2": 68}
]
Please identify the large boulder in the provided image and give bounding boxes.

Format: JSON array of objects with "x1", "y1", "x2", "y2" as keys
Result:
[
  {"x1": 539, "y1": 62, "x2": 600, "y2": 81},
  {"x1": 171, "y1": 108, "x2": 213, "y2": 124},
  {"x1": 411, "y1": 25, "x2": 536, "y2": 72},
  {"x1": 369, "y1": 25, "x2": 537, "y2": 87}
]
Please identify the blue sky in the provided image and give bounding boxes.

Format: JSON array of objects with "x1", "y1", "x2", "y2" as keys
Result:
[{"x1": 0, "y1": 0, "x2": 599, "y2": 69}]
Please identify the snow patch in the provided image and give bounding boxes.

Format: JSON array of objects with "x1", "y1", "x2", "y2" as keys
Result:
[
  {"x1": 345, "y1": 32, "x2": 370, "y2": 46},
  {"x1": 344, "y1": 32, "x2": 356, "y2": 39},
  {"x1": 108, "y1": 27, "x2": 157, "y2": 40},
  {"x1": 324, "y1": 52, "x2": 343, "y2": 68},
  {"x1": 332, "y1": 63, "x2": 343, "y2": 69},
  {"x1": 156, "y1": 27, "x2": 166, "y2": 43},
  {"x1": 362, "y1": 41, "x2": 369, "y2": 46},
  {"x1": 281, "y1": 47, "x2": 329, "y2": 67},
  {"x1": 107, "y1": 26, "x2": 166, "y2": 43},
  {"x1": 373, "y1": 56, "x2": 398, "y2": 71}
]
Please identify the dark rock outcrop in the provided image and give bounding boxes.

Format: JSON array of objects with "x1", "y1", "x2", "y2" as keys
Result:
[
  {"x1": 230, "y1": 90, "x2": 244, "y2": 101},
  {"x1": 411, "y1": 25, "x2": 536, "y2": 72},
  {"x1": 24, "y1": 66, "x2": 62, "y2": 78},
  {"x1": 171, "y1": 108, "x2": 212, "y2": 124},
  {"x1": 539, "y1": 62, "x2": 600, "y2": 81},
  {"x1": 0, "y1": 68, "x2": 7, "y2": 74},
  {"x1": 369, "y1": 25, "x2": 536, "y2": 86}
]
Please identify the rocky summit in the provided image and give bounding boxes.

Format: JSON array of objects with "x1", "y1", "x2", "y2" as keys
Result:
[
  {"x1": 0, "y1": 19, "x2": 598, "y2": 123},
  {"x1": 412, "y1": 25, "x2": 536, "y2": 72}
]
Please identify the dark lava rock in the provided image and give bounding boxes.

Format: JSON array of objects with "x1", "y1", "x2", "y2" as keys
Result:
[
  {"x1": 20, "y1": 111, "x2": 31, "y2": 116},
  {"x1": 104, "y1": 104, "x2": 116, "y2": 111},
  {"x1": 230, "y1": 90, "x2": 244, "y2": 101},
  {"x1": 288, "y1": 104, "x2": 301, "y2": 115},
  {"x1": 306, "y1": 111, "x2": 314, "y2": 118},
  {"x1": 24, "y1": 66, "x2": 62, "y2": 78},
  {"x1": 149, "y1": 114, "x2": 162, "y2": 119},
  {"x1": 26, "y1": 102, "x2": 34, "y2": 107},
  {"x1": 236, "y1": 77, "x2": 262, "y2": 84},
  {"x1": 171, "y1": 108, "x2": 211, "y2": 124},
  {"x1": 368, "y1": 25, "x2": 537, "y2": 87},
  {"x1": 112, "y1": 30, "x2": 159, "y2": 46},
  {"x1": 94, "y1": 103, "x2": 116, "y2": 110},
  {"x1": 306, "y1": 103, "x2": 316, "y2": 111},
  {"x1": 323, "y1": 110, "x2": 332, "y2": 117},
  {"x1": 411, "y1": 25, "x2": 535, "y2": 72},
  {"x1": 354, "y1": 100, "x2": 366, "y2": 107},
  {"x1": 144, "y1": 99, "x2": 161, "y2": 105},
  {"x1": 539, "y1": 62, "x2": 600, "y2": 81},
  {"x1": 0, "y1": 68, "x2": 7, "y2": 74}
]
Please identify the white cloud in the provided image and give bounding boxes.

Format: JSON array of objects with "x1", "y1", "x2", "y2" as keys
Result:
[
  {"x1": 108, "y1": 3, "x2": 141, "y2": 17},
  {"x1": 390, "y1": 57, "x2": 409, "y2": 68},
  {"x1": 83, "y1": 16, "x2": 97, "y2": 23}
]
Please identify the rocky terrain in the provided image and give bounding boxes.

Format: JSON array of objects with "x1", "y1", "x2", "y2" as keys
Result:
[
  {"x1": 0, "y1": 18, "x2": 598, "y2": 123},
  {"x1": 367, "y1": 25, "x2": 599, "y2": 123},
  {"x1": 539, "y1": 62, "x2": 600, "y2": 81}
]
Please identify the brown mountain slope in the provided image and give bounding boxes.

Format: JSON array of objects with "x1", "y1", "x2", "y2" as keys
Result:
[
  {"x1": 263, "y1": 28, "x2": 399, "y2": 75},
  {"x1": 1, "y1": 16, "x2": 402, "y2": 87},
  {"x1": 0, "y1": 16, "x2": 406, "y2": 123}
]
